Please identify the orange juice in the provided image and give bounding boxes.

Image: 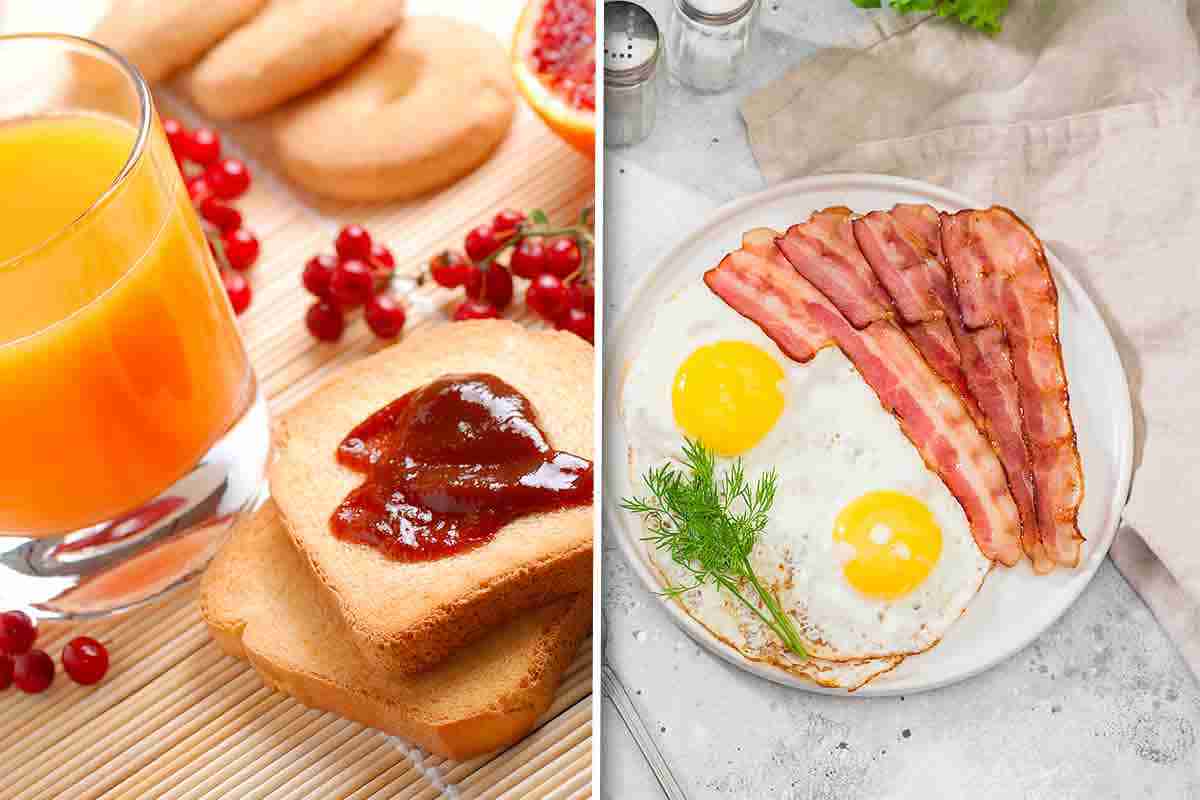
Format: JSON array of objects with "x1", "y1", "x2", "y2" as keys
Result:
[{"x1": 0, "y1": 113, "x2": 252, "y2": 535}]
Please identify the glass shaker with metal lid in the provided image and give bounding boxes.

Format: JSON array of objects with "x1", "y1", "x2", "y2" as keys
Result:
[
  {"x1": 604, "y1": 1, "x2": 661, "y2": 148},
  {"x1": 668, "y1": 0, "x2": 758, "y2": 93}
]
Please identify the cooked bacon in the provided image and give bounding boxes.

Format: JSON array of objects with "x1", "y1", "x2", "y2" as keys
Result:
[
  {"x1": 955, "y1": 324, "x2": 1050, "y2": 571},
  {"x1": 859, "y1": 206, "x2": 1050, "y2": 572},
  {"x1": 852, "y1": 210, "x2": 943, "y2": 324},
  {"x1": 776, "y1": 208, "x2": 895, "y2": 329},
  {"x1": 708, "y1": 228, "x2": 1023, "y2": 566},
  {"x1": 903, "y1": 319, "x2": 966, "y2": 402},
  {"x1": 891, "y1": 203, "x2": 945, "y2": 261},
  {"x1": 941, "y1": 208, "x2": 1084, "y2": 567},
  {"x1": 852, "y1": 210, "x2": 985, "y2": 430},
  {"x1": 784, "y1": 208, "x2": 984, "y2": 428}
]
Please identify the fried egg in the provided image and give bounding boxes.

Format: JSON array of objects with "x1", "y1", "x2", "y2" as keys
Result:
[{"x1": 622, "y1": 282, "x2": 990, "y2": 679}]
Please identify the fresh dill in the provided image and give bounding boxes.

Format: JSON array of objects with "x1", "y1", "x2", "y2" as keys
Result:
[{"x1": 620, "y1": 438, "x2": 808, "y2": 659}]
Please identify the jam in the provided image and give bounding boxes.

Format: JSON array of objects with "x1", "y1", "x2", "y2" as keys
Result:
[{"x1": 331, "y1": 373, "x2": 593, "y2": 561}]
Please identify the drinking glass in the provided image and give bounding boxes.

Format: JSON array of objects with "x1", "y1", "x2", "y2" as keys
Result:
[{"x1": 0, "y1": 34, "x2": 270, "y2": 618}]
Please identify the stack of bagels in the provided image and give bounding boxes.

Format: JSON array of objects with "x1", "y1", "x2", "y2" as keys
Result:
[{"x1": 93, "y1": 1, "x2": 517, "y2": 202}]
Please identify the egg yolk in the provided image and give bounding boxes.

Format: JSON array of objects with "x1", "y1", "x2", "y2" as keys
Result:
[
  {"x1": 672, "y1": 340, "x2": 785, "y2": 457},
  {"x1": 834, "y1": 491, "x2": 942, "y2": 600}
]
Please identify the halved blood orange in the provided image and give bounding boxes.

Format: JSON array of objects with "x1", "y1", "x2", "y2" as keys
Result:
[{"x1": 512, "y1": 0, "x2": 596, "y2": 159}]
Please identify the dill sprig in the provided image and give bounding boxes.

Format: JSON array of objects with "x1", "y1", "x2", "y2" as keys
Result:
[{"x1": 620, "y1": 439, "x2": 808, "y2": 659}]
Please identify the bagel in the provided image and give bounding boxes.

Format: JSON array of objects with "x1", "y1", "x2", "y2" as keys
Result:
[
  {"x1": 91, "y1": 0, "x2": 267, "y2": 82},
  {"x1": 185, "y1": 0, "x2": 406, "y2": 120},
  {"x1": 270, "y1": 17, "x2": 515, "y2": 203}
]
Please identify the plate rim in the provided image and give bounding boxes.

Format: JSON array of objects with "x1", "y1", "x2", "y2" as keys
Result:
[{"x1": 602, "y1": 171, "x2": 1136, "y2": 696}]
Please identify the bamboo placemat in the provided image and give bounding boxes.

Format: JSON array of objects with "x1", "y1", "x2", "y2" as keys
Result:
[{"x1": 0, "y1": 3, "x2": 595, "y2": 797}]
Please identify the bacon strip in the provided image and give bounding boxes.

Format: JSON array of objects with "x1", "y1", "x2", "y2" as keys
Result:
[
  {"x1": 857, "y1": 206, "x2": 1051, "y2": 572},
  {"x1": 850, "y1": 209, "x2": 984, "y2": 430},
  {"x1": 776, "y1": 208, "x2": 895, "y2": 329},
  {"x1": 941, "y1": 208, "x2": 1084, "y2": 567},
  {"x1": 853, "y1": 208, "x2": 944, "y2": 323},
  {"x1": 891, "y1": 203, "x2": 945, "y2": 262},
  {"x1": 781, "y1": 207, "x2": 985, "y2": 435},
  {"x1": 707, "y1": 228, "x2": 1023, "y2": 566}
]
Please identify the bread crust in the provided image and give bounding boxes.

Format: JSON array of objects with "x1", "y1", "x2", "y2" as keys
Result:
[
  {"x1": 200, "y1": 502, "x2": 591, "y2": 760},
  {"x1": 269, "y1": 320, "x2": 594, "y2": 674},
  {"x1": 186, "y1": 0, "x2": 406, "y2": 119},
  {"x1": 270, "y1": 17, "x2": 515, "y2": 202}
]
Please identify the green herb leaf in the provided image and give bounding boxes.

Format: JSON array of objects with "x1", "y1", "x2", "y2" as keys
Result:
[
  {"x1": 529, "y1": 208, "x2": 550, "y2": 226},
  {"x1": 620, "y1": 439, "x2": 808, "y2": 659},
  {"x1": 859, "y1": 0, "x2": 1008, "y2": 33}
]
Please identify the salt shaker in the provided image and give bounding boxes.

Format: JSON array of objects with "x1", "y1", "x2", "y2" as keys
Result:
[
  {"x1": 667, "y1": 0, "x2": 758, "y2": 93},
  {"x1": 604, "y1": 1, "x2": 661, "y2": 148}
]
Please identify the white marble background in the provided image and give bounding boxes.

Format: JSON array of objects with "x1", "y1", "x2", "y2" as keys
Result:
[{"x1": 600, "y1": 2, "x2": 1200, "y2": 797}]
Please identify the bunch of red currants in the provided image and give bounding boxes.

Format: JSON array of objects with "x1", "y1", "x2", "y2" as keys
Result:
[
  {"x1": 430, "y1": 207, "x2": 595, "y2": 343},
  {"x1": 0, "y1": 610, "x2": 109, "y2": 694},
  {"x1": 302, "y1": 225, "x2": 405, "y2": 342},
  {"x1": 300, "y1": 208, "x2": 595, "y2": 345},
  {"x1": 163, "y1": 117, "x2": 259, "y2": 315}
]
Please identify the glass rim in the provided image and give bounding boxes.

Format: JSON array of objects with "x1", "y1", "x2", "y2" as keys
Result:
[{"x1": 0, "y1": 32, "x2": 153, "y2": 274}]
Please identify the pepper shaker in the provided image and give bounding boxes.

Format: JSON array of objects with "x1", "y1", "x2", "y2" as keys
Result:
[
  {"x1": 603, "y1": 1, "x2": 661, "y2": 148},
  {"x1": 667, "y1": 0, "x2": 758, "y2": 93}
]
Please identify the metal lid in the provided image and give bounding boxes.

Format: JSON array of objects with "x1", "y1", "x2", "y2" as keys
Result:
[
  {"x1": 604, "y1": 1, "x2": 660, "y2": 87},
  {"x1": 675, "y1": 0, "x2": 756, "y2": 25}
]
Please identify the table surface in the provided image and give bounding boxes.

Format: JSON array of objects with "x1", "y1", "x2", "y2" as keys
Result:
[
  {"x1": 600, "y1": 2, "x2": 1200, "y2": 798},
  {"x1": 0, "y1": 2, "x2": 594, "y2": 799}
]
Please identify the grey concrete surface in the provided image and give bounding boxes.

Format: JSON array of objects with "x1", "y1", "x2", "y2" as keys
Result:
[{"x1": 600, "y1": 3, "x2": 1200, "y2": 797}]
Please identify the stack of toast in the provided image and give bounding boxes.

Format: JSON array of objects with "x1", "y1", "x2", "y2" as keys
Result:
[{"x1": 200, "y1": 321, "x2": 594, "y2": 760}]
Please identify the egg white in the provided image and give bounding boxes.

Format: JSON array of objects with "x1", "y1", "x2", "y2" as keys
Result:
[{"x1": 622, "y1": 282, "x2": 991, "y2": 670}]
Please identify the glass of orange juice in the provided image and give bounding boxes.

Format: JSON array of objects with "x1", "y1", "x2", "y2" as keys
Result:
[{"x1": 0, "y1": 34, "x2": 269, "y2": 617}]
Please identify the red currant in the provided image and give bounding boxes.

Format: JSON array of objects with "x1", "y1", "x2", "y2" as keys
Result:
[
  {"x1": 335, "y1": 224, "x2": 373, "y2": 261},
  {"x1": 164, "y1": 117, "x2": 189, "y2": 163},
  {"x1": 303, "y1": 253, "x2": 338, "y2": 298},
  {"x1": 429, "y1": 250, "x2": 474, "y2": 288},
  {"x1": 186, "y1": 174, "x2": 213, "y2": 206},
  {"x1": 510, "y1": 237, "x2": 547, "y2": 279},
  {"x1": 557, "y1": 307, "x2": 595, "y2": 343},
  {"x1": 464, "y1": 224, "x2": 501, "y2": 262},
  {"x1": 222, "y1": 270, "x2": 252, "y2": 315},
  {"x1": 184, "y1": 126, "x2": 222, "y2": 166},
  {"x1": 365, "y1": 294, "x2": 407, "y2": 339},
  {"x1": 199, "y1": 196, "x2": 242, "y2": 232},
  {"x1": 12, "y1": 650, "x2": 53, "y2": 693},
  {"x1": 466, "y1": 264, "x2": 514, "y2": 311},
  {"x1": 453, "y1": 299, "x2": 500, "y2": 321},
  {"x1": 565, "y1": 280, "x2": 594, "y2": 311},
  {"x1": 545, "y1": 237, "x2": 582, "y2": 278},
  {"x1": 62, "y1": 637, "x2": 109, "y2": 686},
  {"x1": 367, "y1": 247, "x2": 396, "y2": 291},
  {"x1": 330, "y1": 259, "x2": 374, "y2": 309},
  {"x1": 223, "y1": 228, "x2": 260, "y2": 271},
  {"x1": 0, "y1": 654, "x2": 11, "y2": 690},
  {"x1": 369, "y1": 243, "x2": 395, "y2": 270},
  {"x1": 306, "y1": 300, "x2": 345, "y2": 342},
  {"x1": 205, "y1": 158, "x2": 252, "y2": 200},
  {"x1": 0, "y1": 611, "x2": 36, "y2": 655},
  {"x1": 492, "y1": 208, "x2": 526, "y2": 234},
  {"x1": 525, "y1": 273, "x2": 569, "y2": 321}
]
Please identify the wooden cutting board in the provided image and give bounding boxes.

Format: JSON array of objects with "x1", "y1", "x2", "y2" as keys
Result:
[{"x1": 0, "y1": 2, "x2": 595, "y2": 798}]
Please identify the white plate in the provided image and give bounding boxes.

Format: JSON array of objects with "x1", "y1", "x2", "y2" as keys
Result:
[{"x1": 603, "y1": 173, "x2": 1135, "y2": 696}]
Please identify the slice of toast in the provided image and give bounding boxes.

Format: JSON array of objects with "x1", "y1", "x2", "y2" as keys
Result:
[
  {"x1": 270, "y1": 320, "x2": 594, "y2": 674},
  {"x1": 200, "y1": 501, "x2": 591, "y2": 760}
]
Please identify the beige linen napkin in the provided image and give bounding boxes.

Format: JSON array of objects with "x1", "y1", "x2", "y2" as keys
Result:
[{"x1": 742, "y1": 0, "x2": 1200, "y2": 674}]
